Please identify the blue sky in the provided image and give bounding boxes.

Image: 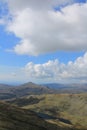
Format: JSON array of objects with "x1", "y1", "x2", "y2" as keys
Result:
[{"x1": 0, "y1": 0, "x2": 87, "y2": 84}]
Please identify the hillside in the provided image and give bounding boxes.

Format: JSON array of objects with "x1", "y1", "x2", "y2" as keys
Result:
[
  {"x1": 0, "y1": 101, "x2": 51, "y2": 130},
  {"x1": 8, "y1": 93, "x2": 87, "y2": 130},
  {"x1": 0, "y1": 82, "x2": 87, "y2": 100},
  {"x1": 0, "y1": 82, "x2": 87, "y2": 129},
  {"x1": 0, "y1": 82, "x2": 55, "y2": 100},
  {"x1": 0, "y1": 101, "x2": 78, "y2": 130}
]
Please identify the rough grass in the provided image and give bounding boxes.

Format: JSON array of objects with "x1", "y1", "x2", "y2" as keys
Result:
[
  {"x1": 0, "y1": 101, "x2": 80, "y2": 130},
  {"x1": 20, "y1": 93, "x2": 87, "y2": 129}
]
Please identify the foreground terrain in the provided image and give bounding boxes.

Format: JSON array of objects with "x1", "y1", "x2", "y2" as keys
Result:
[
  {"x1": 8, "y1": 93, "x2": 87, "y2": 129},
  {"x1": 0, "y1": 101, "x2": 81, "y2": 130}
]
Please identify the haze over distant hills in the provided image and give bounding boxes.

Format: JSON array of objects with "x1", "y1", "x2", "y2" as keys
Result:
[
  {"x1": 0, "y1": 82, "x2": 87, "y2": 100},
  {"x1": 43, "y1": 83, "x2": 87, "y2": 93},
  {"x1": 0, "y1": 82, "x2": 55, "y2": 100}
]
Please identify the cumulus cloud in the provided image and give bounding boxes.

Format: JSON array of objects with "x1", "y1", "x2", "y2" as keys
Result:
[
  {"x1": 24, "y1": 52, "x2": 87, "y2": 83},
  {"x1": 6, "y1": 0, "x2": 73, "y2": 12},
  {"x1": 4, "y1": 0, "x2": 87, "y2": 55},
  {"x1": 0, "y1": 52, "x2": 87, "y2": 83}
]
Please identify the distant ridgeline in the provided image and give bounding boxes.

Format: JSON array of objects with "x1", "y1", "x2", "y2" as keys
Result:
[{"x1": 0, "y1": 82, "x2": 87, "y2": 100}]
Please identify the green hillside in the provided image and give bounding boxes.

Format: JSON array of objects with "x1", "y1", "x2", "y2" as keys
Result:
[
  {"x1": 8, "y1": 93, "x2": 87, "y2": 129},
  {"x1": 0, "y1": 101, "x2": 79, "y2": 130}
]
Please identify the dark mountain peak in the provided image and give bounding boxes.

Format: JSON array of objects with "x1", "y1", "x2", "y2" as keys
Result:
[
  {"x1": 23, "y1": 82, "x2": 35, "y2": 85},
  {"x1": 21, "y1": 82, "x2": 36, "y2": 86},
  {"x1": 0, "y1": 82, "x2": 55, "y2": 100},
  {"x1": 20, "y1": 82, "x2": 43, "y2": 89}
]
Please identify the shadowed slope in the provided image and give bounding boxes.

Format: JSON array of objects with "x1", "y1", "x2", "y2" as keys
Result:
[
  {"x1": 0, "y1": 101, "x2": 78, "y2": 130},
  {"x1": 9, "y1": 93, "x2": 87, "y2": 129}
]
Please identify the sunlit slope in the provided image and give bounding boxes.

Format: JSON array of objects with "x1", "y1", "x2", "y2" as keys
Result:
[
  {"x1": 0, "y1": 101, "x2": 78, "y2": 130},
  {"x1": 8, "y1": 93, "x2": 87, "y2": 129}
]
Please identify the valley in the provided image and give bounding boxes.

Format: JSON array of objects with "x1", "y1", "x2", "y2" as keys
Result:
[{"x1": 0, "y1": 82, "x2": 87, "y2": 130}]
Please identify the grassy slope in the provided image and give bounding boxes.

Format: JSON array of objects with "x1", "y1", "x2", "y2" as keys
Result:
[
  {"x1": 0, "y1": 101, "x2": 78, "y2": 130},
  {"x1": 10, "y1": 93, "x2": 87, "y2": 129}
]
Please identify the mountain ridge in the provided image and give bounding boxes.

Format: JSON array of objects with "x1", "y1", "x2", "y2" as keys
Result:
[
  {"x1": 0, "y1": 82, "x2": 55, "y2": 100},
  {"x1": 0, "y1": 82, "x2": 87, "y2": 100}
]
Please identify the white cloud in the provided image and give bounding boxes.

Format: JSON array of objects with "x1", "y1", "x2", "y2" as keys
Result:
[
  {"x1": 24, "y1": 52, "x2": 87, "y2": 83},
  {"x1": 6, "y1": 0, "x2": 73, "y2": 12},
  {"x1": 4, "y1": 0, "x2": 87, "y2": 55},
  {"x1": 0, "y1": 53, "x2": 87, "y2": 83}
]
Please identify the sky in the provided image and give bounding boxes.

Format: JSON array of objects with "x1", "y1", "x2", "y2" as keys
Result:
[{"x1": 0, "y1": 0, "x2": 87, "y2": 84}]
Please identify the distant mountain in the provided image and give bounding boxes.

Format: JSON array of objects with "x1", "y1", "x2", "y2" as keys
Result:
[
  {"x1": 43, "y1": 83, "x2": 66, "y2": 89},
  {"x1": 0, "y1": 82, "x2": 87, "y2": 100},
  {"x1": 43, "y1": 83, "x2": 87, "y2": 93},
  {"x1": 0, "y1": 82, "x2": 55, "y2": 100},
  {"x1": 0, "y1": 83, "x2": 13, "y2": 89}
]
